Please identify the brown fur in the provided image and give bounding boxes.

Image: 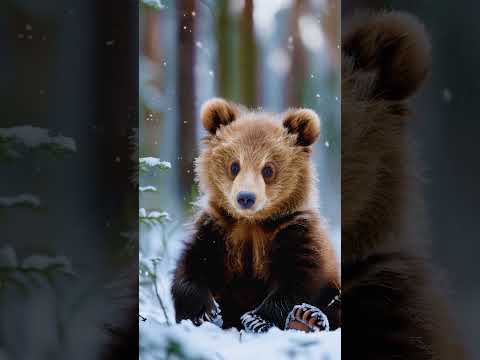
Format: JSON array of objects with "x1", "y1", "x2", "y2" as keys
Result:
[
  {"x1": 226, "y1": 221, "x2": 273, "y2": 278},
  {"x1": 342, "y1": 11, "x2": 465, "y2": 359},
  {"x1": 197, "y1": 102, "x2": 326, "y2": 276},
  {"x1": 172, "y1": 100, "x2": 340, "y2": 330}
]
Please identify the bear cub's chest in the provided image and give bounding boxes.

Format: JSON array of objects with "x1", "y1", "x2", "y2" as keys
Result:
[{"x1": 225, "y1": 222, "x2": 275, "y2": 277}]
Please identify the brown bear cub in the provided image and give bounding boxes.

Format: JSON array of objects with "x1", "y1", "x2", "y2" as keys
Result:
[
  {"x1": 342, "y1": 11, "x2": 465, "y2": 359},
  {"x1": 171, "y1": 98, "x2": 340, "y2": 333}
]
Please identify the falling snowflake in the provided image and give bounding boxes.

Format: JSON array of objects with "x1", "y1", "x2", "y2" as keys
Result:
[{"x1": 443, "y1": 88, "x2": 452, "y2": 103}]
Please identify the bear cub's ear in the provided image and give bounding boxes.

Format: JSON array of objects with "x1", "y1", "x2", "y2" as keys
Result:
[
  {"x1": 342, "y1": 11, "x2": 431, "y2": 100},
  {"x1": 200, "y1": 98, "x2": 240, "y2": 135},
  {"x1": 282, "y1": 109, "x2": 321, "y2": 146}
]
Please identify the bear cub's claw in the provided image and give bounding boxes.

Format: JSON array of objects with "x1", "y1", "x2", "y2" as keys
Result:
[
  {"x1": 195, "y1": 299, "x2": 223, "y2": 328},
  {"x1": 285, "y1": 303, "x2": 330, "y2": 332},
  {"x1": 240, "y1": 310, "x2": 274, "y2": 333}
]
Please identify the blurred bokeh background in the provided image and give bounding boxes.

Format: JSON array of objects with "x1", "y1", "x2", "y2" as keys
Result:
[
  {"x1": 0, "y1": 1, "x2": 138, "y2": 359},
  {"x1": 343, "y1": 1, "x2": 480, "y2": 358},
  {"x1": 138, "y1": 1, "x2": 341, "y2": 358}
]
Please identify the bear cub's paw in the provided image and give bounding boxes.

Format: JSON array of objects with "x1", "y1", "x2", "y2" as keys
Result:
[
  {"x1": 241, "y1": 310, "x2": 274, "y2": 333},
  {"x1": 285, "y1": 303, "x2": 330, "y2": 332},
  {"x1": 195, "y1": 300, "x2": 223, "y2": 328}
]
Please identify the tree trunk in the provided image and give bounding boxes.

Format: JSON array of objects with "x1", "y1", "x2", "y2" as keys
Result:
[
  {"x1": 176, "y1": 0, "x2": 197, "y2": 200},
  {"x1": 142, "y1": 7, "x2": 162, "y2": 156},
  {"x1": 285, "y1": 0, "x2": 308, "y2": 107},
  {"x1": 238, "y1": 0, "x2": 258, "y2": 107},
  {"x1": 215, "y1": 0, "x2": 233, "y2": 99}
]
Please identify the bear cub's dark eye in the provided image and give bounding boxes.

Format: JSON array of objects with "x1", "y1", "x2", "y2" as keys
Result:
[
  {"x1": 230, "y1": 161, "x2": 240, "y2": 177},
  {"x1": 262, "y1": 165, "x2": 274, "y2": 179}
]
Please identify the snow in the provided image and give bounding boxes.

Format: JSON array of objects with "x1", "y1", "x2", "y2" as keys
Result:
[
  {"x1": 0, "y1": 245, "x2": 75, "y2": 281},
  {"x1": 0, "y1": 194, "x2": 41, "y2": 208},
  {"x1": 22, "y1": 254, "x2": 74, "y2": 275},
  {"x1": 142, "y1": 0, "x2": 164, "y2": 10},
  {"x1": 140, "y1": 157, "x2": 172, "y2": 169},
  {"x1": 0, "y1": 126, "x2": 76, "y2": 152},
  {"x1": 141, "y1": 319, "x2": 340, "y2": 360},
  {"x1": 140, "y1": 186, "x2": 158, "y2": 192},
  {"x1": 139, "y1": 208, "x2": 171, "y2": 222}
]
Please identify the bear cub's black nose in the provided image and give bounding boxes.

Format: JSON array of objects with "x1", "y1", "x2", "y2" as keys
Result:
[{"x1": 237, "y1": 192, "x2": 256, "y2": 209}]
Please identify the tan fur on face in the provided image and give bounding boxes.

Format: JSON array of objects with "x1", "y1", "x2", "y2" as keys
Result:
[{"x1": 196, "y1": 112, "x2": 318, "y2": 222}]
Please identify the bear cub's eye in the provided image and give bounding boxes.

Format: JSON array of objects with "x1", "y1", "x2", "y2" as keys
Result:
[
  {"x1": 262, "y1": 165, "x2": 274, "y2": 179},
  {"x1": 230, "y1": 161, "x2": 240, "y2": 177}
]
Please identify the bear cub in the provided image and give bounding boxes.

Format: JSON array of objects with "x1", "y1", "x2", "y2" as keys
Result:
[{"x1": 171, "y1": 98, "x2": 340, "y2": 333}]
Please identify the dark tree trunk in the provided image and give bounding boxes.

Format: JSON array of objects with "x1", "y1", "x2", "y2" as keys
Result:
[
  {"x1": 142, "y1": 8, "x2": 163, "y2": 156},
  {"x1": 285, "y1": 0, "x2": 308, "y2": 107},
  {"x1": 238, "y1": 0, "x2": 258, "y2": 107},
  {"x1": 177, "y1": 0, "x2": 197, "y2": 200},
  {"x1": 215, "y1": 0, "x2": 233, "y2": 100}
]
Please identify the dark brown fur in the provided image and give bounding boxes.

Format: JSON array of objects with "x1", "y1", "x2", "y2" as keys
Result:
[
  {"x1": 342, "y1": 11, "x2": 465, "y2": 359},
  {"x1": 172, "y1": 100, "x2": 340, "y2": 330}
]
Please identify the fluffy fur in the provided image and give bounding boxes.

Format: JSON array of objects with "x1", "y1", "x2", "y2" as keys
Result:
[
  {"x1": 342, "y1": 11, "x2": 465, "y2": 359},
  {"x1": 172, "y1": 100, "x2": 340, "y2": 331}
]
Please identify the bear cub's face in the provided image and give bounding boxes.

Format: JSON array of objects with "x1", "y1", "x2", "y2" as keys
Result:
[{"x1": 196, "y1": 98, "x2": 321, "y2": 221}]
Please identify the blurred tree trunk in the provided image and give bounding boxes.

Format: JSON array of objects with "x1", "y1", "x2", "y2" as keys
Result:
[
  {"x1": 238, "y1": 0, "x2": 258, "y2": 107},
  {"x1": 215, "y1": 0, "x2": 233, "y2": 99},
  {"x1": 321, "y1": 0, "x2": 341, "y2": 68},
  {"x1": 177, "y1": 0, "x2": 197, "y2": 200},
  {"x1": 142, "y1": 8, "x2": 162, "y2": 157},
  {"x1": 285, "y1": 0, "x2": 307, "y2": 107},
  {"x1": 143, "y1": 8, "x2": 161, "y2": 62}
]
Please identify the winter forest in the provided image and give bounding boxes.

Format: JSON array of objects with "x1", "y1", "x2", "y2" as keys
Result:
[{"x1": 139, "y1": 0, "x2": 341, "y2": 359}]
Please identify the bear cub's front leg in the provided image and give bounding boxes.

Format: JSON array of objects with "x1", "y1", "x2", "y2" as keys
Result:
[
  {"x1": 171, "y1": 214, "x2": 225, "y2": 327},
  {"x1": 171, "y1": 280, "x2": 223, "y2": 327}
]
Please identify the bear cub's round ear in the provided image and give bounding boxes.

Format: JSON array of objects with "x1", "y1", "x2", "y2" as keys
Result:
[
  {"x1": 282, "y1": 109, "x2": 321, "y2": 146},
  {"x1": 342, "y1": 11, "x2": 431, "y2": 100},
  {"x1": 200, "y1": 98, "x2": 239, "y2": 135}
]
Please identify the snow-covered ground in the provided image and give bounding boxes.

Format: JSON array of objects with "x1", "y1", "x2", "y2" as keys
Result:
[
  {"x1": 141, "y1": 318, "x2": 340, "y2": 360},
  {"x1": 139, "y1": 226, "x2": 341, "y2": 360}
]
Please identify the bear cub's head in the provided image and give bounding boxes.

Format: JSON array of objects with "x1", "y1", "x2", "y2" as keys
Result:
[{"x1": 196, "y1": 98, "x2": 321, "y2": 222}]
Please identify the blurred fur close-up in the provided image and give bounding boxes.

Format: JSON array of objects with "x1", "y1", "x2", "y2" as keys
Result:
[{"x1": 139, "y1": 0, "x2": 341, "y2": 359}]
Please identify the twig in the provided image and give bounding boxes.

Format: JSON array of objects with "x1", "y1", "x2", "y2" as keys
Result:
[{"x1": 152, "y1": 261, "x2": 171, "y2": 325}]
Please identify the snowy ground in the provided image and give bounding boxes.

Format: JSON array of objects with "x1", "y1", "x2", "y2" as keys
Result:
[
  {"x1": 139, "y1": 226, "x2": 341, "y2": 360},
  {"x1": 141, "y1": 318, "x2": 340, "y2": 360}
]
